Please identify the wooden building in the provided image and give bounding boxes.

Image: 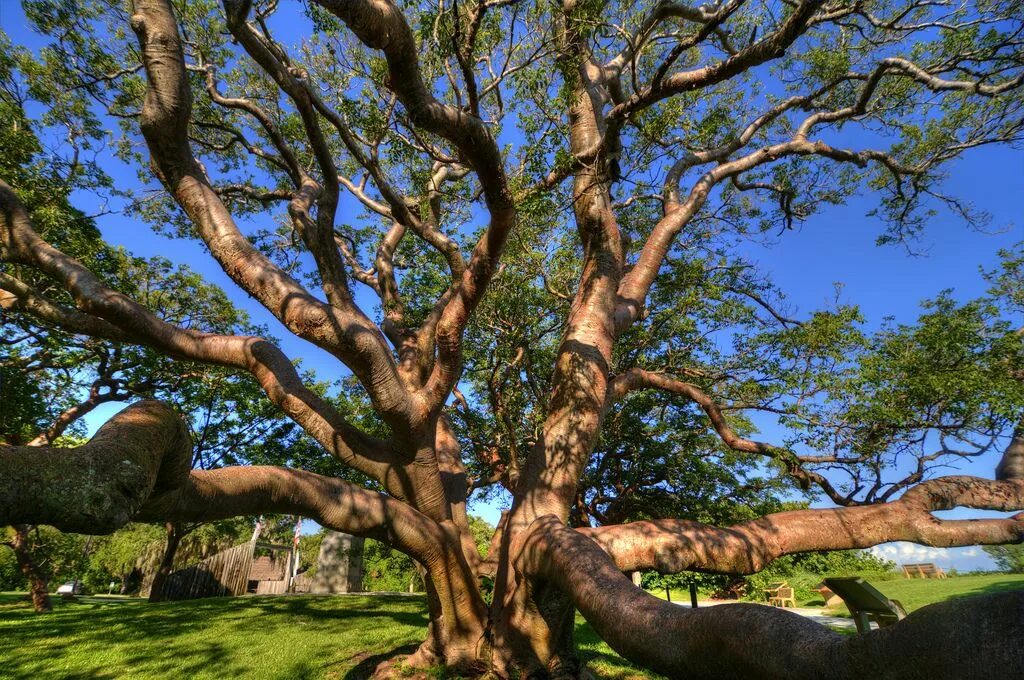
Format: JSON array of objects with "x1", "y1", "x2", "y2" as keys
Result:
[{"x1": 156, "y1": 540, "x2": 300, "y2": 601}]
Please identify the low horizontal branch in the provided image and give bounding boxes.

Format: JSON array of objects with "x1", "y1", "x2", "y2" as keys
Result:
[
  {"x1": 579, "y1": 475, "x2": 1024, "y2": 575},
  {"x1": 522, "y1": 515, "x2": 1024, "y2": 678}
]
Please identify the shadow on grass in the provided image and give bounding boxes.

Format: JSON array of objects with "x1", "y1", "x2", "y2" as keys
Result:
[
  {"x1": 574, "y1": 618, "x2": 660, "y2": 680},
  {"x1": 0, "y1": 593, "x2": 659, "y2": 679},
  {"x1": 341, "y1": 643, "x2": 420, "y2": 680},
  {"x1": 0, "y1": 593, "x2": 431, "y2": 680},
  {"x1": 934, "y1": 578, "x2": 1024, "y2": 601}
]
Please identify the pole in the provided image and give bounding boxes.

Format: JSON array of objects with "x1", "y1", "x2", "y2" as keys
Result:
[{"x1": 689, "y1": 582, "x2": 698, "y2": 609}]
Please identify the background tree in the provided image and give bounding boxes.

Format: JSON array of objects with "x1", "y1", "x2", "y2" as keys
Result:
[
  {"x1": 90, "y1": 523, "x2": 165, "y2": 594},
  {"x1": 2, "y1": 0, "x2": 1024, "y2": 677},
  {"x1": 983, "y1": 543, "x2": 1024, "y2": 574}
]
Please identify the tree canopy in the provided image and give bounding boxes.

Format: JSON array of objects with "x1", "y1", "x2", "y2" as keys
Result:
[{"x1": 1, "y1": 0, "x2": 1023, "y2": 677}]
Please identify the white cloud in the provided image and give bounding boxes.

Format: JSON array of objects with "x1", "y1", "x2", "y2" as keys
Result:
[
  {"x1": 869, "y1": 543, "x2": 996, "y2": 571},
  {"x1": 871, "y1": 543, "x2": 946, "y2": 562}
]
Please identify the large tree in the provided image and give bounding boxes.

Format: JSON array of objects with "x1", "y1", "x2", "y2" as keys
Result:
[{"x1": 1, "y1": 0, "x2": 1023, "y2": 676}]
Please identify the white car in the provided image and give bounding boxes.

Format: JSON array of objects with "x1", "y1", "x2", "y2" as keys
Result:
[{"x1": 56, "y1": 582, "x2": 83, "y2": 595}]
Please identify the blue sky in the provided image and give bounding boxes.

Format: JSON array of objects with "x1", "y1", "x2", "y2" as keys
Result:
[{"x1": 2, "y1": 3, "x2": 1022, "y2": 571}]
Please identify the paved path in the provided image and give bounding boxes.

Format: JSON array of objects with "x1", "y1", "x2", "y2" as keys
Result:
[{"x1": 670, "y1": 599, "x2": 871, "y2": 631}]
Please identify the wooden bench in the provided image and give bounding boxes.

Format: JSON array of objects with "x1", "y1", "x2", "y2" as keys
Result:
[
  {"x1": 763, "y1": 582, "x2": 795, "y2": 608},
  {"x1": 823, "y1": 577, "x2": 907, "y2": 633},
  {"x1": 901, "y1": 563, "x2": 946, "y2": 579}
]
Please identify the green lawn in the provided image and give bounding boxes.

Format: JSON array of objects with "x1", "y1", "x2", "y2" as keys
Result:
[
  {"x1": 5, "y1": 575, "x2": 1020, "y2": 678},
  {"x1": 823, "y1": 573, "x2": 1024, "y2": 614},
  {"x1": 0, "y1": 593, "x2": 655, "y2": 679}
]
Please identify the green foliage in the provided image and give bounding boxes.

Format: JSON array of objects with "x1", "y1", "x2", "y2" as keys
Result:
[
  {"x1": 467, "y1": 515, "x2": 494, "y2": 558},
  {"x1": 0, "y1": 362, "x2": 48, "y2": 444},
  {"x1": 89, "y1": 524, "x2": 165, "y2": 584},
  {"x1": 363, "y1": 539, "x2": 421, "y2": 593},
  {"x1": 641, "y1": 570, "x2": 730, "y2": 598},
  {"x1": 744, "y1": 549, "x2": 896, "y2": 605},
  {"x1": 0, "y1": 547, "x2": 23, "y2": 591},
  {"x1": 355, "y1": 516, "x2": 493, "y2": 592},
  {"x1": 0, "y1": 526, "x2": 93, "y2": 592},
  {"x1": 983, "y1": 544, "x2": 1024, "y2": 574}
]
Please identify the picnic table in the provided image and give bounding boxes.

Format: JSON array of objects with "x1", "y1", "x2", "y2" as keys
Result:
[{"x1": 823, "y1": 576, "x2": 907, "y2": 633}]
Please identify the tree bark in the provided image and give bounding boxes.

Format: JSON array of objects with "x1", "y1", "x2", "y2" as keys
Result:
[
  {"x1": 5, "y1": 403, "x2": 1024, "y2": 676},
  {"x1": 519, "y1": 515, "x2": 1024, "y2": 679},
  {"x1": 148, "y1": 522, "x2": 183, "y2": 603},
  {"x1": 10, "y1": 525, "x2": 52, "y2": 613},
  {"x1": 0, "y1": 401, "x2": 192, "y2": 533},
  {"x1": 4, "y1": 0, "x2": 1024, "y2": 677}
]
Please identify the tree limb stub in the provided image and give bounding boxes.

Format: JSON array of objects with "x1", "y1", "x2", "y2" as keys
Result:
[{"x1": 0, "y1": 401, "x2": 191, "y2": 533}]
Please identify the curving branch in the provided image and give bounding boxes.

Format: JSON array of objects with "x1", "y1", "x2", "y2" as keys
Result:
[
  {"x1": 313, "y1": 0, "x2": 517, "y2": 412},
  {"x1": 997, "y1": 420, "x2": 1024, "y2": 481},
  {"x1": 608, "y1": 0, "x2": 826, "y2": 122},
  {"x1": 519, "y1": 514, "x2": 1024, "y2": 678},
  {"x1": 605, "y1": 367, "x2": 853, "y2": 501},
  {"x1": 27, "y1": 380, "x2": 135, "y2": 447},
  {"x1": 0, "y1": 270, "x2": 127, "y2": 341},
  {"x1": 199, "y1": 63, "x2": 305, "y2": 187},
  {"x1": 129, "y1": 0, "x2": 422, "y2": 442},
  {"x1": 1, "y1": 178, "x2": 398, "y2": 485},
  {"x1": 579, "y1": 474, "x2": 1024, "y2": 575},
  {"x1": 505, "y1": 2, "x2": 627, "y2": 527},
  {"x1": 613, "y1": 48, "x2": 1024, "y2": 334},
  {"x1": 606, "y1": 368, "x2": 771, "y2": 453},
  {"x1": 138, "y1": 465, "x2": 455, "y2": 568},
  {"x1": 0, "y1": 400, "x2": 192, "y2": 533},
  {"x1": 1, "y1": 401, "x2": 487, "y2": 659},
  {"x1": 603, "y1": 1, "x2": 741, "y2": 82}
]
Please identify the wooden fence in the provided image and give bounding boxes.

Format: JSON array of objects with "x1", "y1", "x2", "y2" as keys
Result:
[{"x1": 159, "y1": 540, "x2": 256, "y2": 601}]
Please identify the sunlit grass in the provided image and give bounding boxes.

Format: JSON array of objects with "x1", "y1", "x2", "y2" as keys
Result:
[
  {"x1": 7, "y1": 575, "x2": 1019, "y2": 678},
  {"x1": 0, "y1": 593, "x2": 655, "y2": 679},
  {"x1": 822, "y1": 573, "x2": 1024, "y2": 615}
]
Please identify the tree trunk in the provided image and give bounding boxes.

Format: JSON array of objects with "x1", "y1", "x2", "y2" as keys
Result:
[
  {"x1": 148, "y1": 522, "x2": 182, "y2": 603},
  {"x1": 11, "y1": 525, "x2": 51, "y2": 613}
]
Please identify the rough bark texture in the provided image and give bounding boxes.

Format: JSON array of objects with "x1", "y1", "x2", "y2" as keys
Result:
[
  {"x1": 10, "y1": 526, "x2": 52, "y2": 614},
  {"x1": 519, "y1": 515, "x2": 1024, "y2": 679},
  {"x1": 0, "y1": 400, "x2": 191, "y2": 534}
]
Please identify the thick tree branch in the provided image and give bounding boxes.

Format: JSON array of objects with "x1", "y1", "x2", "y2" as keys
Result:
[
  {"x1": 1, "y1": 179, "x2": 398, "y2": 483},
  {"x1": 0, "y1": 271, "x2": 127, "y2": 341},
  {"x1": 519, "y1": 514, "x2": 1024, "y2": 678},
  {"x1": 508, "y1": 5, "x2": 625, "y2": 525},
  {"x1": 129, "y1": 0, "x2": 422, "y2": 442},
  {"x1": 0, "y1": 400, "x2": 192, "y2": 533},
  {"x1": 579, "y1": 475, "x2": 1024, "y2": 575},
  {"x1": 1, "y1": 401, "x2": 486, "y2": 652}
]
